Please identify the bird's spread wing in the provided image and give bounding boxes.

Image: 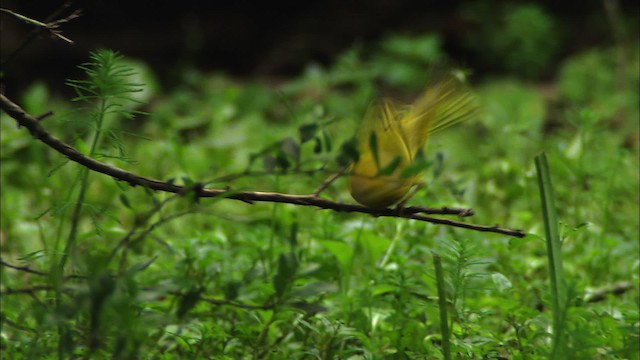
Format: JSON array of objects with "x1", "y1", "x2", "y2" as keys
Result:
[{"x1": 403, "y1": 78, "x2": 479, "y2": 155}]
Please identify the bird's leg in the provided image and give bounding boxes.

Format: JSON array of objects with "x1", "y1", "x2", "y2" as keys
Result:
[
  {"x1": 312, "y1": 165, "x2": 349, "y2": 197},
  {"x1": 394, "y1": 183, "x2": 424, "y2": 215}
]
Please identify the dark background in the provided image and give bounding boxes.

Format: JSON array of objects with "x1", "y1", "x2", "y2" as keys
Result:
[{"x1": 1, "y1": 0, "x2": 638, "y2": 98}]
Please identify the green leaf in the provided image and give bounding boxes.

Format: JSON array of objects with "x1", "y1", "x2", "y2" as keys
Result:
[
  {"x1": 289, "y1": 282, "x2": 337, "y2": 299},
  {"x1": 401, "y1": 152, "x2": 431, "y2": 178},
  {"x1": 313, "y1": 136, "x2": 322, "y2": 154},
  {"x1": 376, "y1": 156, "x2": 402, "y2": 176},
  {"x1": 181, "y1": 177, "x2": 194, "y2": 187},
  {"x1": 223, "y1": 281, "x2": 241, "y2": 301},
  {"x1": 288, "y1": 222, "x2": 298, "y2": 249},
  {"x1": 322, "y1": 129, "x2": 332, "y2": 152},
  {"x1": 177, "y1": 288, "x2": 202, "y2": 320},
  {"x1": 275, "y1": 148, "x2": 291, "y2": 171},
  {"x1": 125, "y1": 257, "x2": 158, "y2": 275},
  {"x1": 432, "y1": 151, "x2": 445, "y2": 178},
  {"x1": 320, "y1": 240, "x2": 353, "y2": 271},
  {"x1": 273, "y1": 253, "x2": 298, "y2": 297},
  {"x1": 263, "y1": 154, "x2": 277, "y2": 172},
  {"x1": 360, "y1": 234, "x2": 391, "y2": 265},
  {"x1": 17, "y1": 250, "x2": 46, "y2": 262},
  {"x1": 280, "y1": 137, "x2": 300, "y2": 161},
  {"x1": 298, "y1": 123, "x2": 319, "y2": 143},
  {"x1": 369, "y1": 131, "x2": 380, "y2": 169},
  {"x1": 336, "y1": 137, "x2": 359, "y2": 166},
  {"x1": 119, "y1": 194, "x2": 132, "y2": 209},
  {"x1": 287, "y1": 301, "x2": 327, "y2": 314},
  {"x1": 535, "y1": 152, "x2": 567, "y2": 359},
  {"x1": 491, "y1": 272, "x2": 513, "y2": 293},
  {"x1": 371, "y1": 284, "x2": 396, "y2": 296}
]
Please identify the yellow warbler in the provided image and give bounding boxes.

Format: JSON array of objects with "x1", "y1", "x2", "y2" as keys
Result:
[{"x1": 348, "y1": 77, "x2": 478, "y2": 208}]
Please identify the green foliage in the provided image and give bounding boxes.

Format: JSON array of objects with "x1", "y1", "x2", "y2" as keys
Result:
[
  {"x1": 463, "y1": 2, "x2": 561, "y2": 78},
  {"x1": 2, "y1": 27, "x2": 638, "y2": 360},
  {"x1": 373, "y1": 34, "x2": 446, "y2": 89},
  {"x1": 558, "y1": 47, "x2": 640, "y2": 121}
]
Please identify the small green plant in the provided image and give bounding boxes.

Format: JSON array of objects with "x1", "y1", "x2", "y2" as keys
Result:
[
  {"x1": 49, "y1": 49, "x2": 145, "y2": 358},
  {"x1": 57, "y1": 49, "x2": 143, "y2": 270}
]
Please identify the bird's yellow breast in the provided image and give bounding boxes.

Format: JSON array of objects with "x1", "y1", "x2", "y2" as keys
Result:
[
  {"x1": 348, "y1": 174, "x2": 413, "y2": 208},
  {"x1": 348, "y1": 150, "x2": 414, "y2": 208}
]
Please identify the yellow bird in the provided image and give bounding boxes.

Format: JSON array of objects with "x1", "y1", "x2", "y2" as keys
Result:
[{"x1": 348, "y1": 77, "x2": 478, "y2": 208}]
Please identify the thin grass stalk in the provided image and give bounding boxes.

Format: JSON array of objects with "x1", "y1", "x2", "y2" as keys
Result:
[{"x1": 534, "y1": 152, "x2": 567, "y2": 359}]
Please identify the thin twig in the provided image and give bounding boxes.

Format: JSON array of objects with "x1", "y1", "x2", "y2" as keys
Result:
[
  {"x1": 312, "y1": 164, "x2": 348, "y2": 196},
  {"x1": 0, "y1": 7, "x2": 80, "y2": 43},
  {"x1": 0, "y1": 94, "x2": 526, "y2": 237},
  {"x1": 0, "y1": 4, "x2": 80, "y2": 67},
  {"x1": 1, "y1": 285, "x2": 54, "y2": 295},
  {"x1": 200, "y1": 296, "x2": 275, "y2": 310},
  {"x1": 1, "y1": 259, "x2": 86, "y2": 279},
  {"x1": 0, "y1": 313, "x2": 37, "y2": 332},
  {"x1": 0, "y1": 259, "x2": 47, "y2": 276},
  {"x1": 585, "y1": 281, "x2": 634, "y2": 303},
  {"x1": 35, "y1": 110, "x2": 54, "y2": 121}
]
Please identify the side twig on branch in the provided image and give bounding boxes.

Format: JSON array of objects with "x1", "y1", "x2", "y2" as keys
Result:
[
  {"x1": 0, "y1": 94, "x2": 526, "y2": 237},
  {"x1": 0, "y1": 5, "x2": 81, "y2": 68}
]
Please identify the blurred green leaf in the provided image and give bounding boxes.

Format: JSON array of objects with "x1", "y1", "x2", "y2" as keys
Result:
[{"x1": 298, "y1": 123, "x2": 319, "y2": 143}]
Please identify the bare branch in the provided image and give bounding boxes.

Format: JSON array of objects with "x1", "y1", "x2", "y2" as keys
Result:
[
  {"x1": 0, "y1": 313, "x2": 37, "y2": 332},
  {"x1": 0, "y1": 7, "x2": 80, "y2": 44},
  {"x1": 0, "y1": 94, "x2": 526, "y2": 237},
  {"x1": 585, "y1": 281, "x2": 634, "y2": 303},
  {"x1": 1, "y1": 285, "x2": 54, "y2": 295},
  {"x1": 200, "y1": 295, "x2": 275, "y2": 310},
  {"x1": 1, "y1": 4, "x2": 80, "y2": 68},
  {"x1": 0, "y1": 259, "x2": 47, "y2": 276},
  {"x1": 1, "y1": 259, "x2": 86, "y2": 279}
]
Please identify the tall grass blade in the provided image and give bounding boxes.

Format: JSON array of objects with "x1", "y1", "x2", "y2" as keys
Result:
[{"x1": 534, "y1": 152, "x2": 567, "y2": 359}]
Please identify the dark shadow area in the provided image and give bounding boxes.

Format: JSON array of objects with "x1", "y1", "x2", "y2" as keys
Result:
[{"x1": 1, "y1": 0, "x2": 638, "y2": 97}]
